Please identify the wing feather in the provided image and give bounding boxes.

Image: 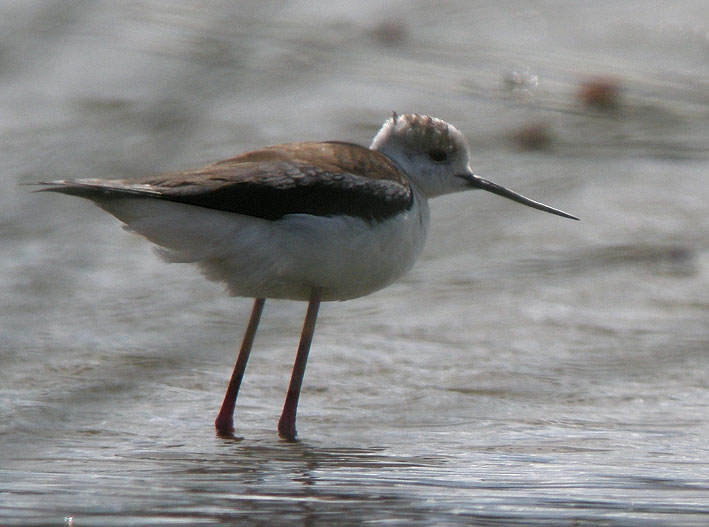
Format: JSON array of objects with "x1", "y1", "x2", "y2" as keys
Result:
[{"x1": 39, "y1": 142, "x2": 412, "y2": 222}]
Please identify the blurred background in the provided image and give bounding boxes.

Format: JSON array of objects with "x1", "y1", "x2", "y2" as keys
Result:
[{"x1": 1, "y1": 1, "x2": 708, "y2": 526}]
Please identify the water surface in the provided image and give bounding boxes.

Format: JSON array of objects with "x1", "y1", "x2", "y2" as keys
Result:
[{"x1": 2, "y1": 1, "x2": 708, "y2": 525}]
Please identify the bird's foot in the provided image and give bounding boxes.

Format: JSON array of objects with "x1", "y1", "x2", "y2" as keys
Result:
[{"x1": 277, "y1": 418, "x2": 298, "y2": 442}]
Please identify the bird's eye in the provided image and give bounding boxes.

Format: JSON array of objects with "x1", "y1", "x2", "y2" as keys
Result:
[{"x1": 428, "y1": 148, "x2": 448, "y2": 162}]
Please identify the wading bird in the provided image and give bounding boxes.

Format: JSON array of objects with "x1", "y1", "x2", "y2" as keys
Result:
[{"x1": 38, "y1": 113, "x2": 577, "y2": 440}]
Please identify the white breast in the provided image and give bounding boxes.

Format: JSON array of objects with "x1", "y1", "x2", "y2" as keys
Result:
[{"x1": 95, "y1": 190, "x2": 430, "y2": 301}]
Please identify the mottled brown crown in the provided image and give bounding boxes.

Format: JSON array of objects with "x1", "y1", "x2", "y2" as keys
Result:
[{"x1": 390, "y1": 113, "x2": 460, "y2": 157}]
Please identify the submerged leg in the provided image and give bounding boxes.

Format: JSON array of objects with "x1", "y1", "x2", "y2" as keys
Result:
[
  {"x1": 278, "y1": 287, "x2": 322, "y2": 441},
  {"x1": 215, "y1": 297, "x2": 266, "y2": 438}
]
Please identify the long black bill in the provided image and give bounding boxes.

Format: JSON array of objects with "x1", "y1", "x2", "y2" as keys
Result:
[{"x1": 459, "y1": 174, "x2": 579, "y2": 220}]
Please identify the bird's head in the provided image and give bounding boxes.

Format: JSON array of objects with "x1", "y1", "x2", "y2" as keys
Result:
[{"x1": 371, "y1": 113, "x2": 578, "y2": 220}]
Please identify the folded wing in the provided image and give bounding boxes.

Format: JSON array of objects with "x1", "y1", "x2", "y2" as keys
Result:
[{"x1": 38, "y1": 142, "x2": 413, "y2": 223}]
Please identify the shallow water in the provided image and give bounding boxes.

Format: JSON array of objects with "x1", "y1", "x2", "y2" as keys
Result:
[{"x1": 2, "y1": 1, "x2": 708, "y2": 525}]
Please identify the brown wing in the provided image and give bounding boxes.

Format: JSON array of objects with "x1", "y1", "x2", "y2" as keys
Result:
[{"x1": 39, "y1": 142, "x2": 413, "y2": 222}]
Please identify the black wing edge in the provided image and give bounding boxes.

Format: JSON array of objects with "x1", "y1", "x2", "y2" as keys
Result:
[{"x1": 28, "y1": 176, "x2": 413, "y2": 223}]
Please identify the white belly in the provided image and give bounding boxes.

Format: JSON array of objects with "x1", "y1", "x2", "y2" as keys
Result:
[{"x1": 95, "y1": 194, "x2": 430, "y2": 301}]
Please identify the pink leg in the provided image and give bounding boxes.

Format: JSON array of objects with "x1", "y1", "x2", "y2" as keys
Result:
[
  {"x1": 278, "y1": 288, "x2": 322, "y2": 441},
  {"x1": 214, "y1": 298, "x2": 266, "y2": 438}
]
